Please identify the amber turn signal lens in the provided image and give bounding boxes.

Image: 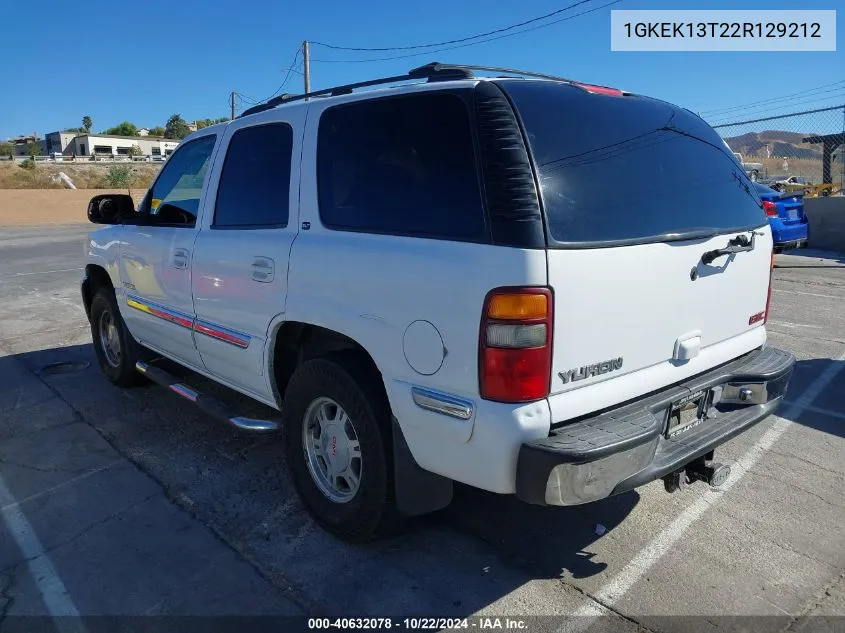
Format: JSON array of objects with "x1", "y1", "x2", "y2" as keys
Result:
[{"x1": 487, "y1": 293, "x2": 548, "y2": 320}]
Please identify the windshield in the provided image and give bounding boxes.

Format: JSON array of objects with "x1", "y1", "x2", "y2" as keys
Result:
[{"x1": 500, "y1": 80, "x2": 766, "y2": 246}]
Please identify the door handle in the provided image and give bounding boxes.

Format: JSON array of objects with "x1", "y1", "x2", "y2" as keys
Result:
[
  {"x1": 251, "y1": 257, "x2": 275, "y2": 283},
  {"x1": 172, "y1": 248, "x2": 190, "y2": 269}
]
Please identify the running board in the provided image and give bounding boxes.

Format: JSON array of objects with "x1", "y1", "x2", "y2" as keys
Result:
[{"x1": 135, "y1": 361, "x2": 280, "y2": 433}]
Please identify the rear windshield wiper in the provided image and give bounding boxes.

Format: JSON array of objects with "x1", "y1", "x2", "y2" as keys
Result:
[{"x1": 700, "y1": 232, "x2": 762, "y2": 265}]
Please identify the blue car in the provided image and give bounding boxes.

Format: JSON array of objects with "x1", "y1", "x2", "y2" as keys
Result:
[{"x1": 754, "y1": 183, "x2": 809, "y2": 253}]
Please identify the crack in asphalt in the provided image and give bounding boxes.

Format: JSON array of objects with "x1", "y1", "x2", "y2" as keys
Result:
[
  {"x1": 743, "y1": 470, "x2": 845, "y2": 510},
  {"x1": 766, "y1": 450, "x2": 845, "y2": 478},
  {"x1": 0, "y1": 566, "x2": 17, "y2": 625},
  {"x1": 556, "y1": 578, "x2": 660, "y2": 632},
  {"x1": 718, "y1": 509, "x2": 838, "y2": 570},
  {"x1": 782, "y1": 570, "x2": 845, "y2": 632}
]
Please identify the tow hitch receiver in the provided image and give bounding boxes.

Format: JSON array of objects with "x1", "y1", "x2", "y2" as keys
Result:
[{"x1": 663, "y1": 454, "x2": 732, "y2": 493}]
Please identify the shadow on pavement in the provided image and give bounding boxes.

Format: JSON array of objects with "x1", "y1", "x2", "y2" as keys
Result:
[
  {"x1": 1, "y1": 342, "x2": 640, "y2": 617},
  {"x1": 3, "y1": 342, "x2": 841, "y2": 616},
  {"x1": 779, "y1": 357, "x2": 845, "y2": 439},
  {"x1": 775, "y1": 248, "x2": 845, "y2": 267}
]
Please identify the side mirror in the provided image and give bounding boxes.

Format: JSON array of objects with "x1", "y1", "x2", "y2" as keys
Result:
[{"x1": 87, "y1": 193, "x2": 136, "y2": 224}]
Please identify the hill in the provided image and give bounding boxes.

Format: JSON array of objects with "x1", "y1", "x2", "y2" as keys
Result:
[{"x1": 723, "y1": 129, "x2": 824, "y2": 160}]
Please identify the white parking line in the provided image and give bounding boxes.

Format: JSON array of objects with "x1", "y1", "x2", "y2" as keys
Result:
[
  {"x1": 560, "y1": 351, "x2": 845, "y2": 631},
  {"x1": 783, "y1": 402, "x2": 845, "y2": 422},
  {"x1": 0, "y1": 472, "x2": 88, "y2": 632},
  {"x1": 769, "y1": 320, "x2": 822, "y2": 330},
  {"x1": 0, "y1": 267, "x2": 83, "y2": 278},
  {"x1": 773, "y1": 288, "x2": 842, "y2": 300}
]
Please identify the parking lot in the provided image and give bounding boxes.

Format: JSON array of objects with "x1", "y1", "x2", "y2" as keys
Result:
[{"x1": 1, "y1": 224, "x2": 843, "y2": 630}]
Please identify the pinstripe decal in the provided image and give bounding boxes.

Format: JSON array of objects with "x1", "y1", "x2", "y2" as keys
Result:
[
  {"x1": 126, "y1": 295, "x2": 251, "y2": 349},
  {"x1": 126, "y1": 295, "x2": 193, "y2": 329},
  {"x1": 193, "y1": 319, "x2": 251, "y2": 349}
]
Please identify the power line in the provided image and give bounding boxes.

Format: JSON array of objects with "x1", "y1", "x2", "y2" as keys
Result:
[
  {"x1": 248, "y1": 47, "x2": 303, "y2": 106},
  {"x1": 311, "y1": 0, "x2": 604, "y2": 52},
  {"x1": 699, "y1": 79, "x2": 845, "y2": 116},
  {"x1": 710, "y1": 103, "x2": 845, "y2": 129},
  {"x1": 312, "y1": 0, "x2": 622, "y2": 64},
  {"x1": 707, "y1": 94, "x2": 845, "y2": 126}
]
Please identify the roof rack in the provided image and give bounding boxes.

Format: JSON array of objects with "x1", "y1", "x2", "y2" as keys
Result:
[{"x1": 237, "y1": 62, "x2": 573, "y2": 118}]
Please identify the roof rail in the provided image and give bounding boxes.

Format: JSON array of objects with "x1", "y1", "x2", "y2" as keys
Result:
[
  {"x1": 237, "y1": 61, "x2": 575, "y2": 119},
  {"x1": 408, "y1": 62, "x2": 574, "y2": 84}
]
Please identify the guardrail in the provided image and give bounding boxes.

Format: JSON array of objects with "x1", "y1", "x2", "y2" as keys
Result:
[{"x1": 0, "y1": 155, "x2": 166, "y2": 163}]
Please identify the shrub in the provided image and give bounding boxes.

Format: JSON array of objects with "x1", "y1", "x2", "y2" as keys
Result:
[
  {"x1": 102, "y1": 164, "x2": 132, "y2": 188},
  {"x1": 19, "y1": 158, "x2": 36, "y2": 170}
]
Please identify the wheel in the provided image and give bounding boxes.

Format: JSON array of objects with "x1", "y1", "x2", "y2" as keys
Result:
[
  {"x1": 282, "y1": 354, "x2": 399, "y2": 542},
  {"x1": 89, "y1": 287, "x2": 146, "y2": 387}
]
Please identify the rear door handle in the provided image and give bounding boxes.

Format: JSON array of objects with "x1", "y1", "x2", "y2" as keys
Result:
[
  {"x1": 251, "y1": 257, "x2": 274, "y2": 283},
  {"x1": 172, "y1": 248, "x2": 190, "y2": 269}
]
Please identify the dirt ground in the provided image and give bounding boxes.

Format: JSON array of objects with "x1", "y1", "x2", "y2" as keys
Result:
[{"x1": 0, "y1": 189, "x2": 131, "y2": 225}]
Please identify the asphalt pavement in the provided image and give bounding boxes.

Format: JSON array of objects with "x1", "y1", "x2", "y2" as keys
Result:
[{"x1": 0, "y1": 224, "x2": 843, "y2": 632}]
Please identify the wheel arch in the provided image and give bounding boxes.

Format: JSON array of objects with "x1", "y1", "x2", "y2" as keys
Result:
[{"x1": 82, "y1": 263, "x2": 115, "y2": 320}]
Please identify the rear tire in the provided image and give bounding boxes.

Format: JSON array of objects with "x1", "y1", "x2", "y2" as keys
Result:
[
  {"x1": 89, "y1": 287, "x2": 146, "y2": 387},
  {"x1": 282, "y1": 354, "x2": 399, "y2": 542}
]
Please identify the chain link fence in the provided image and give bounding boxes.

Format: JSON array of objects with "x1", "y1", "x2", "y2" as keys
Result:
[{"x1": 708, "y1": 104, "x2": 845, "y2": 195}]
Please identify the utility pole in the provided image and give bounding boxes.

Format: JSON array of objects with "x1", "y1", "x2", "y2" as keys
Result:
[
  {"x1": 230, "y1": 91, "x2": 236, "y2": 120},
  {"x1": 303, "y1": 40, "x2": 311, "y2": 95}
]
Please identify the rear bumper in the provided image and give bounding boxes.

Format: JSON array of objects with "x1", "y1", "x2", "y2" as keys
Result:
[
  {"x1": 516, "y1": 346, "x2": 795, "y2": 506},
  {"x1": 771, "y1": 220, "x2": 808, "y2": 246}
]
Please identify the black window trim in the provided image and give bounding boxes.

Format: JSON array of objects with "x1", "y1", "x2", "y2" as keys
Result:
[
  {"x1": 211, "y1": 121, "x2": 294, "y2": 231},
  {"x1": 139, "y1": 133, "x2": 218, "y2": 229},
  {"x1": 315, "y1": 88, "x2": 492, "y2": 245}
]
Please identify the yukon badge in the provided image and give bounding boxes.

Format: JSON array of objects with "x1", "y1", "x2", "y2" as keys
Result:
[{"x1": 559, "y1": 357, "x2": 623, "y2": 384}]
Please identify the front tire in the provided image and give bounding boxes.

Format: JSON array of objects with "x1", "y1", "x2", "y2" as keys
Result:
[
  {"x1": 282, "y1": 355, "x2": 398, "y2": 542},
  {"x1": 89, "y1": 287, "x2": 146, "y2": 387}
]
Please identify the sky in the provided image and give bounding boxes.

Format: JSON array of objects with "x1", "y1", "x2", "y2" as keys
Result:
[{"x1": 1, "y1": 0, "x2": 842, "y2": 139}]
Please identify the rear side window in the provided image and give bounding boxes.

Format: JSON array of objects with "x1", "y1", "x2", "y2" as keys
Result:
[
  {"x1": 501, "y1": 81, "x2": 766, "y2": 246},
  {"x1": 214, "y1": 122, "x2": 293, "y2": 228},
  {"x1": 317, "y1": 92, "x2": 486, "y2": 241}
]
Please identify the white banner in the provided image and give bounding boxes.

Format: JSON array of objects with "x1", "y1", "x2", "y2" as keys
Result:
[{"x1": 611, "y1": 10, "x2": 836, "y2": 51}]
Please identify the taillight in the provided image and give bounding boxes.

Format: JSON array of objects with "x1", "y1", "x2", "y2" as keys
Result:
[
  {"x1": 479, "y1": 287, "x2": 553, "y2": 403},
  {"x1": 764, "y1": 253, "x2": 774, "y2": 323},
  {"x1": 762, "y1": 201, "x2": 778, "y2": 217}
]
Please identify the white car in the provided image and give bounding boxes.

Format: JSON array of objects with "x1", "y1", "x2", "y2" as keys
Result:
[{"x1": 81, "y1": 63, "x2": 795, "y2": 541}]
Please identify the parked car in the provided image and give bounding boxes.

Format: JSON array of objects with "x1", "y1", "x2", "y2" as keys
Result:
[
  {"x1": 768, "y1": 175, "x2": 811, "y2": 193},
  {"x1": 80, "y1": 63, "x2": 795, "y2": 541},
  {"x1": 755, "y1": 183, "x2": 809, "y2": 252},
  {"x1": 732, "y1": 152, "x2": 764, "y2": 182}
]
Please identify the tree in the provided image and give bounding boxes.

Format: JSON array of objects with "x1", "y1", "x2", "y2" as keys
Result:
[
  {"x1": 0, "y1": 141, "x2": 14, "y2": 156},
  {"x1": 27, "y1": 140, "x2": 41, "y2": 157},
  {"x1": 82, "y1": 115, "x2": 93, "y2": 133},
  {"x1": 128, "y1": 144, "x2": 143, "y2": 157},
  {"x1": 164, "y1": 114, "x2": 190, "y2": 140},
  {"x1": 64, "y1": 127, "x2": 86, "y2": 133},
  {"x1": 103, "y1": 121, "x2": 138, "y2": 136},
  {"x1": 147, "y1": 126, "x2": 166, "y2": 137}
]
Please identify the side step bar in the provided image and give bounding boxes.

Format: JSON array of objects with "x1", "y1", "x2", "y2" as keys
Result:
[{"x1": 135, "y1": 361, "x2": 280, "y2": 433}]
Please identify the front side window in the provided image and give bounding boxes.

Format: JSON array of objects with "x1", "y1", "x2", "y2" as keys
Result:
[
  {"x1": 317, "y1": 92, "x2": 485, "y2": 242},
  {"x1": 149, "y1": 135, "x2": 216, "y2": 226},
  {"x1": 213, "y1": 123, "x2": 293, "y2": 228}
]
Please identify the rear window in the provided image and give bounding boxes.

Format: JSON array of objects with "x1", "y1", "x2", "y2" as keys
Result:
[{"x1": 502, "y1": 81, "x2": 765, "y2": 246}]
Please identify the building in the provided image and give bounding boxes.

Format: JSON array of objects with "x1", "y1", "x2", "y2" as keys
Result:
[{"x1": 37, "y1": 131, "x2": 180, "y2": 158}]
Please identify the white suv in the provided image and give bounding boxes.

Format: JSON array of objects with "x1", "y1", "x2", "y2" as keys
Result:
[{"x1": 81, "y1": 63, "x2": 795, "y2": 541}]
